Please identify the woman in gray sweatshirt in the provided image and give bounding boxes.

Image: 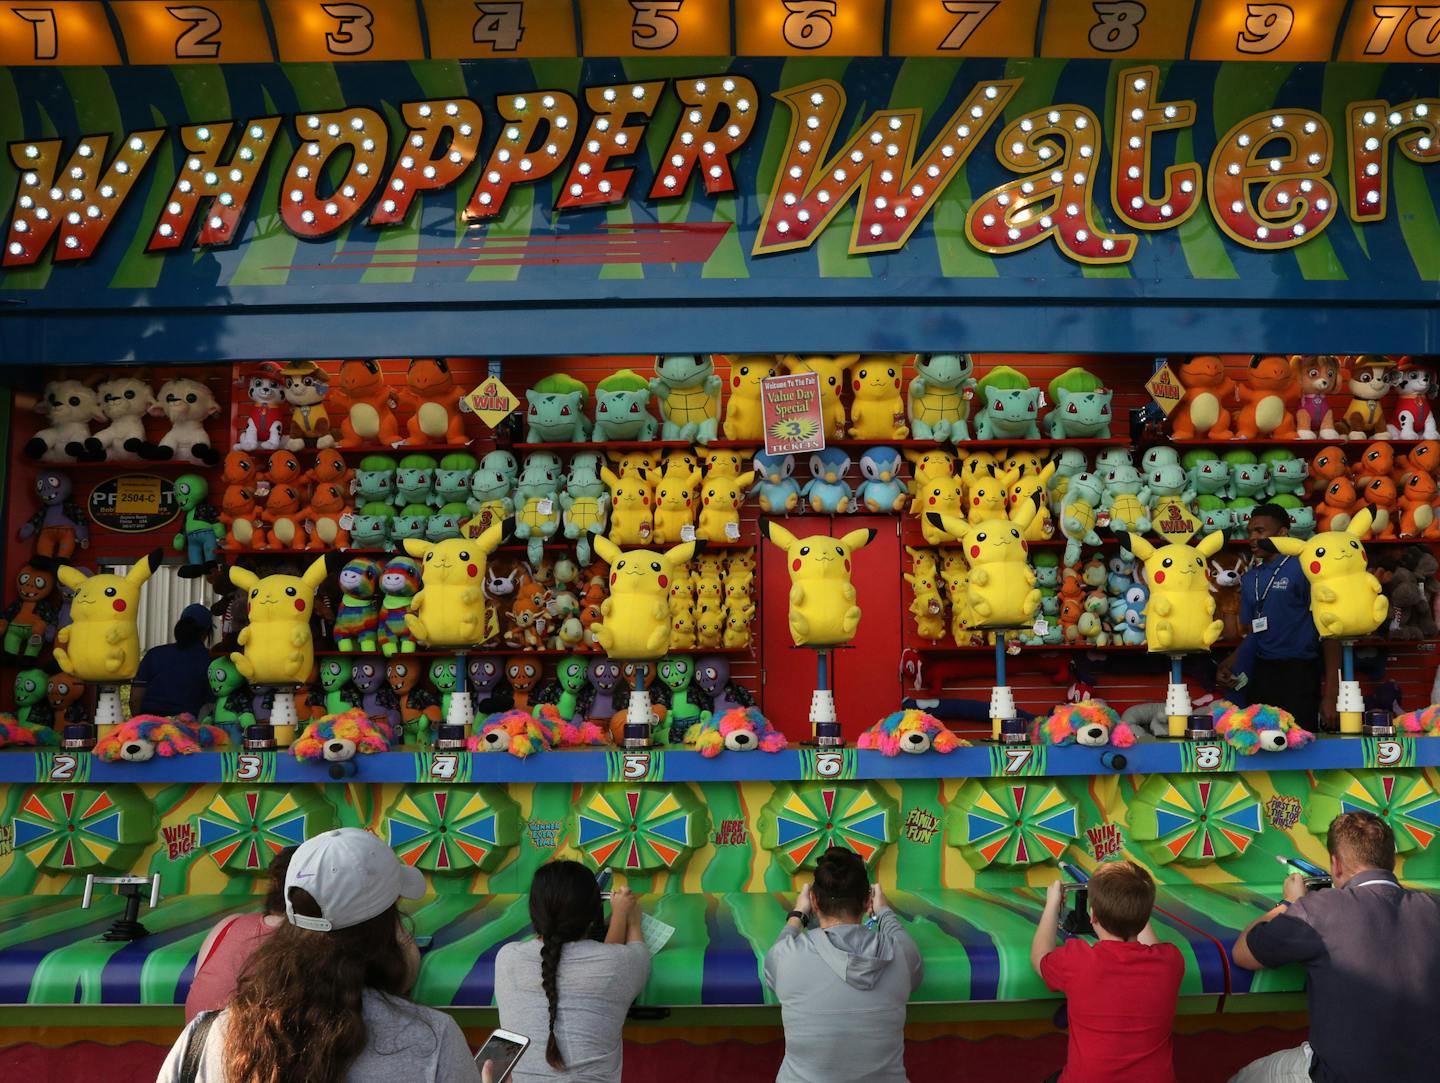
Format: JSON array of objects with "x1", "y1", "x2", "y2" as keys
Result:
[{"x1": 763, "y1": 847, "x2": 924, "y2": 1083}]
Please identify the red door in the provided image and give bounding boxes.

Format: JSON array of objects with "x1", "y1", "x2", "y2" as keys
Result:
[{"x1": 759, "y1": 516, "x2": 902, "y2": 742}]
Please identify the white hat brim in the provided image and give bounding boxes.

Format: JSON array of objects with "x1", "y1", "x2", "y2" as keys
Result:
[{"x1": 397, "y1": 863, "x2": 426, "y2": 900}]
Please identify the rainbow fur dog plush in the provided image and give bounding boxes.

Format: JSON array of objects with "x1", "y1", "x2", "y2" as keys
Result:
[
  {"x1": 857, "y1": 710, "x2": 963, "y2": 756},
  {"x1": 1032, "y1": 701, "x2": 1137, "y2": 748},
  {"x1": 686, "y1": 707, "x2": 787, "y2": 757},
  {"x1": 0, "y1": 717, "x2": 56, "y2": 747},
  {"x1": 293, "y1": 708, "x2": 393, "y2": 762},
  {"x1": 1215, "y1": 704, "x2": 1315, "y2": 754},
  {"x1": 95, "y1": 714, "x2": 227, "y2": 762},
  {"x1": 1396, "y1": 705, "x2": 1440, "y2": 737},
  {"x1": 468, "y1": 708, "x2": 552, "y2": 757},
  {"x1": 534, "y1": 703, "x2": 608, "y2": 749}
]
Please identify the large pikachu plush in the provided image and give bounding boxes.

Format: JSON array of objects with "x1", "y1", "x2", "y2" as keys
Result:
[
  {"x1": 230, "y1": 555, "x2": 333, "y2": 685},
  {"x1": 761, "y1": 520, "x2": 874, "y2": 646},
  {"x1": 592, "y1": 536, "x2": 695, "y2": 659},
  {"x1": 1267, "y1": 507, "x2": 1388, "y2": 638},
  {"x1": 927, "y1": 501, "x2": 1039, "y2": 629},
  {"x1": 1127, "y1": 530, "x2": 1226, "y2": 652},
  {"x1": 404, "y1": 518, "x2": 508, "y2": 647},
  {"x1": 54, "y1": 549, "x2": 163, "y2": 682}
]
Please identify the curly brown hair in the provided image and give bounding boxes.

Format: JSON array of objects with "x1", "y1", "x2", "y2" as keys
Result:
[{"x1": 222, "y1": 887, "x2": 413, "y2": 1082}]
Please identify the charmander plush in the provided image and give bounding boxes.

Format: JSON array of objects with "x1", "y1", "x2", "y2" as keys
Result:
[
  {"x1": 1215, "y1": 704, "x2": 1314, "y2": 754},
  {"x1": 292, "y1": 708, "x2": 394, "y2": 762},
  {"x1": 1032, "y1": 701, "x2": 1137, "y2": 748},
  {"x1": 686, "y1": 707, "x2": 787, "y2": 756},
  {"x1": 856, "y1": 710, "x2": 964, "y2": 756},
  {"x1": 95, "y1": 714, "x2": 227, "y2": 761}
]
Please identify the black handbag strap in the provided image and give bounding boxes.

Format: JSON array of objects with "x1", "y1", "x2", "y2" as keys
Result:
[{"x1": 180, "y1": 1010, "x2": 220, "y2": 1083}]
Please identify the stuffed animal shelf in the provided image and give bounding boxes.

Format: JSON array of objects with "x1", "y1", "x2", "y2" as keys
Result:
[
  {"x1": 403, "y1": 521, "x2": 508, "y2": 648},
  {"x1": 1127, "y1": 531, "x2": 1226, "y2": 653},
  {"x1": 229, "y1": 555, "x2": 333, "y2": 685},
  {"x1": 54, "y1": 550, "x2": 163, "y2": 683},
  {"x1": 761, "y1": 520, "x2": 873, "y2": 646},
  {"x1": 927, "y1": 502, "x2": 1041, "y2": 630}
]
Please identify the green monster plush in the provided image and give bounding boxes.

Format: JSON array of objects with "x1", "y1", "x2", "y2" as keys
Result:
[
  {"x1": 525, "y1": 374, "x2": 591, "y2": 442},
  {"x1": 592, "y1": 369, "x2": 657, "y2": 441},
  {"x1": 1044, "y1": 368, "x2": 1113, "y2": 438},
  {"x1": 316, "y1": 658, "x2": 357, "y2": 715},
  {"x1": 14, "y1": 668, "x2": 49, "y2": 727},
  {"x1": 428, "y1": 658, "x2": 459, "y2": 721},
  {"x1": 973, "y1": 365, "x2": 1042, "y2": 440},
  {"x1": 656, "y1": 655, "x2": 711, "y2": 745},
  {"x1": 207, "y1": 658, "x2": 256, "y2": 736},
  {"x1": 172, "y1": 474, "x2": 226, "y2": 568},
  {"x1": 537, "y1": 655, "x2": 591, "y2": 722}
]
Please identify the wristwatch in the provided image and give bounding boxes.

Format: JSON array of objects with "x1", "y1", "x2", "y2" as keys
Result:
[{"x1": 787, "y1": 910, "x2": 809, "y2": 927}]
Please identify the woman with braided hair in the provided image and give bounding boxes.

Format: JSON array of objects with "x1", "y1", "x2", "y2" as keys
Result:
[{"x1": 494, "y1": 860, "x2": 650, "y2": 1081}]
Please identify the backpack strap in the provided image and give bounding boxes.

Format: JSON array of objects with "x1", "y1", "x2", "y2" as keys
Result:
[{"x1": 180, "y1": 1010, "x2": 220, "y2": 1083}]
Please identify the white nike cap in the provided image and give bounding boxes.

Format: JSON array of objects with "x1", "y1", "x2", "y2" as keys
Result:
[{"x1": 284, "y1": 828, "x2": 426, "y2": 932}]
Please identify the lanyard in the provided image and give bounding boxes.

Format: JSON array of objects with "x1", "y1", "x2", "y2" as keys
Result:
[{"x1": 1253, "y1": 560, "x2": 1287, "y2": 614}]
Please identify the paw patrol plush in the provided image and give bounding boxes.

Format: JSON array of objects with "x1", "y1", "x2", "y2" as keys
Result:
[
  {"x1": 848, "y1": 355, "x2": 909, "y2": 440},
  {"x1": 592, "y1": 369, "x2": 657, "y2": 441},
  {"x1": 1295, "y1": 355, "x2": 1343, "y2": 440},
  {"x1": 403, "y1": 522, "x2": 507, "y2": 648},
  {"x1": 687, "y1": 707, "x2": 787, "y2": 756},
  {"x1": 95, "y1": 714, "x2": 226, "y2": 761},
  {"x1": 753, "y1": 453, "x2": 801, "y2": 514},
  {"x1": 857, "y1": 448, "x2": 908, "y2": 513},
  {"x1": 1032, "y1": 701, "x2": 1136, "y2": 748},
  {"x1": 761, "y1": 520, "x2": 873, "y2": 646},
  {"x1": 907, "y1": 353, "x2": 976, "y2": 440},
  {"x1": 54, "y1": 550, "x2": 163, "y2": 682},
  {"x1": 293, "y1": 708, "x2": 393, "y2": 762},
  {"x1": 276, "y1": 362, "x2": 333, "y2": 452},
  {"x1": 720, "y1": 355, "x2": 779, "y2": 441},
  {"x1": 857, "y1": 710, "x2": 963, "y2": 755},
  {"x1": 1342, "y1": 355, "x2": 1396, "y2": 439},
  {"x1": 1267, "y1": 509, "x2": 1389, "y2": 638},
  {"x1": 974, "y1": 365, "x2": 1042, "y2": 440},
  {"x1": 1127, "y1": 531, "x2": 1226, "y2": 653},
  {"x1": 803, "y1": 448, "x2": 853, "y2": 514},
  {"x1": 525, "y1": 374, "x2": 590, "y2": 443}
]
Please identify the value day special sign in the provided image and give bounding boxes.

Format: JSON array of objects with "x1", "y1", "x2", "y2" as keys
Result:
[
  {"x1": 761, "y1": 372, "x2": 826, "y2": 455},
  {"x1": 5, "y1": 57, "x2": 1440, "y2": 309}
]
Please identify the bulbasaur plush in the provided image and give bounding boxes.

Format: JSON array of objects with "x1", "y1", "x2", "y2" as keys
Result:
[
  {"x1": 525, "y1": 373, "x2": 590, "y2": 442},
  {"x1": 592, "y1": 369, "x2": 657, "y2": 441},
  {"x1": 974, "y1": 365, "x2": 1042, "y2": 440},
  {"x1": 394, "y1": 454, "x2": 438, "y2": 508},
  {"x1": 1044, "y1": 368, "x2": 1113, "y2": 438}
]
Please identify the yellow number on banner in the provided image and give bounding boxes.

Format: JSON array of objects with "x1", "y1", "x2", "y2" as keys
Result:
[
  {"x1": 939, "y1": 0, "x2": 998, "y2": 50},
  {"x1": 13, "y1": 7, "x2": 58, "y2": 60},
  {"x1": 1089, "y1": 0, "x2": 1145, "y2": 51},
  {"x1": 1235, "y1": 3, "x2": 1293, "y2": 54},
  {"x1": 783, "y1": 0, "x2": 836, "y2": 49},
  {"x1": 322, "y1": 2, "x2": 374, "y2": 54},
  {"x1": 235, "y1": 754, "x2": 263, "y2": 781},
  {"x1": 630, "y1": 0, "x2": 683, "y2": 48},
  {"x1": 1366, "y1": 5, "x2": 1410, "y2": 52},
  {"x1": 815, "y1": 751, "x2": 843, "y2": 778},
  {"x1": 473, "y1": 2, "x2": 525, "y2": 50}
]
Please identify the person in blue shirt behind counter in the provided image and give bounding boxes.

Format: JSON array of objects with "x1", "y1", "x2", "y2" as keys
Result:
[
  {"x1": 1217, "y1": 504, "x2": 1339, "y2": 731},
  {"x1": 129, "y1": 603, "x2": 216, "y2": 718}
]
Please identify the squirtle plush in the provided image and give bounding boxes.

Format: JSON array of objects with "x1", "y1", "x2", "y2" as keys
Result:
[
  {"x1": 292, "y1": 708, "x2": 393, "y2": 762},
  {"x1": 229, "y1": 555, "x2": 333, "y2": 685},
  {"x1": 761, "y1": 520, "x2": 873, "y2": 646},
  {"x1": 1032, "y1": 701, "x2": 1137, "y2": 748},
  {"x1": 652, "y1": 355, "x2": 722, "y2": 443},
  {"x1": 1215, "y1": 704, "x2": 1315, "y2": 754},
  {"x1": 1266, "y1": 508, "x2": 1388, "y2": 638},
  {"x1": 856, "y1": 710, "x2": 964, "y2": 756},
  {"x1": 403, "y1": 519, "x2": 508, "y2": 648},
  {"x1": 54, "y1": 549, "x2": 163, "y2": 682},
  {"x1": 907, "y1": 353, "x2": 976, "y2": 440},
  {"x1": 95, "y1": 714, "x2": 227, "y2": 761},
  {"x1": 686, "y1": 707, "x2": 787, "y2": 756},
  {"x1": 592, "y1": 536, "x2": 696, "y2": 659},
  {"x1": 1127, "y1": 531, "x2": 1227, "y2": 653}
]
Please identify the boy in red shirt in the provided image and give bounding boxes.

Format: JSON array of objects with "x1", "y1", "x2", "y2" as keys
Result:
[{"x1": 1031, "y1": 860, "x2": 1183, "y2": 1083}]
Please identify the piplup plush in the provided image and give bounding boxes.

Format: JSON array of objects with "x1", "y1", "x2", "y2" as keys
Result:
[
  {"x1": 0, "y1": 716, "x2": 56, "y2": 747},
  {"x1": 1032, "y1": 701, "x2": 1137, "y2": 748},
  {"x1": 467, "y1": 709, "x2": 552, "y2": 757},
  {"x1": 95, "y1": 714, "x2": 227, "y2": 762},
  {"x1": 686, "y1": 707, "x2": 788, "y2": 757},
  {"x1": 533, "y1": 703, "x2": 609, "y2": 749},
  {"x1": 292, "y1": 709, "x2": 393, "y2": 762},
  {"x1": 1215, "y1": 704, "x2": 1315, "y2": 754},
  {"x1": 856, "y1": 709, "x2": 964, "y2": 756},
  {"x1": 1394, "y1": 705, "x2": 1440, "y2": 737}
]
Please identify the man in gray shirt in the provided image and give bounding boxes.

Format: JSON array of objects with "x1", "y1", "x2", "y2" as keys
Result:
[
  {"x1": 1230, "y1": 811, "x2": 1440, "y2": 1082},
  {"x1": 763, "y1": 847, "x2": 923, "y2": 1083}
]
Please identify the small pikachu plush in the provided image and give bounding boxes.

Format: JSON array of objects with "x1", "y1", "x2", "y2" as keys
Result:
[
  {"x1": 697, "y1": 471, "x2": 756, "y2": 542},
  {"x1": 592, "y1": 536, "x2": 696, "y2": 659},
  {"x1": 404, "y1": 519, "x2": 508, "y2": 648},
  {"x1": 602, "y1": 467, "x2": 655, "y2": 547},
  {"x1": 54, "y1": 549, "x2": 163, "y2": 682},
  {"x1": 719, "y1": 355, "x2": 778, "y2": 442},
  {"x1": 1267, "y1": 508, "x2": 1388, "y2": 638},
  {"x1": 848, "y1": 355, "x2": 910, "y2": 441},
  {"x1": 1126, "y1": 530, "x2": 1227, "y2": 653},
  {"x1": 229, "y1": 554, "x2": 334, "y2": 685},
  {"x1": 761, "y1": 520, "x2": 874, "y2": 646},
  {"x1": 927, "y1": 500, "x2": 1041, "y2": 629}
]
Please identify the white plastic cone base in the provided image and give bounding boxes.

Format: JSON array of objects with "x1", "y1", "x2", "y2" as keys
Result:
[
  {"x1": 990, "y1": 686, "x2": 1016, "y2": 741},
  {"x1": 809, "y1": 690, "x2": 837, "y2": 725},
  {"x1": 94, "y1": 688, "x2": 123, "y2": 727},
  {"x1": 445, "y1": 690, "x2": 474, "y2": 730},
  {"x1": 1338, "y1": 680, "x2": 1365, "y2": 734},
  {"x1": 627, "y1": 690, "x2": 654, "y2": 730},
  {"x1": 1165, "y1": 682, "x2": 1193, "y2": 717},
  {"x1": 269, "y1": 691, "x2": 298, "y2": 729}
]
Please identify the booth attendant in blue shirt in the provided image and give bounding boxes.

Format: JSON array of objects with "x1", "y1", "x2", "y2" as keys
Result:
[
  {"x1": 1218, "y1": 504, "x2": 1339, "y2": 730},
  {"x1": 130, "y1": 603, "x2": 216, "y2": 718}
]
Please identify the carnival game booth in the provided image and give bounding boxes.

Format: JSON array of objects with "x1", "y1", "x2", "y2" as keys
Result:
[{"x1": 4, "y1": 2, "x2": 1440, "y2": 1080}]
